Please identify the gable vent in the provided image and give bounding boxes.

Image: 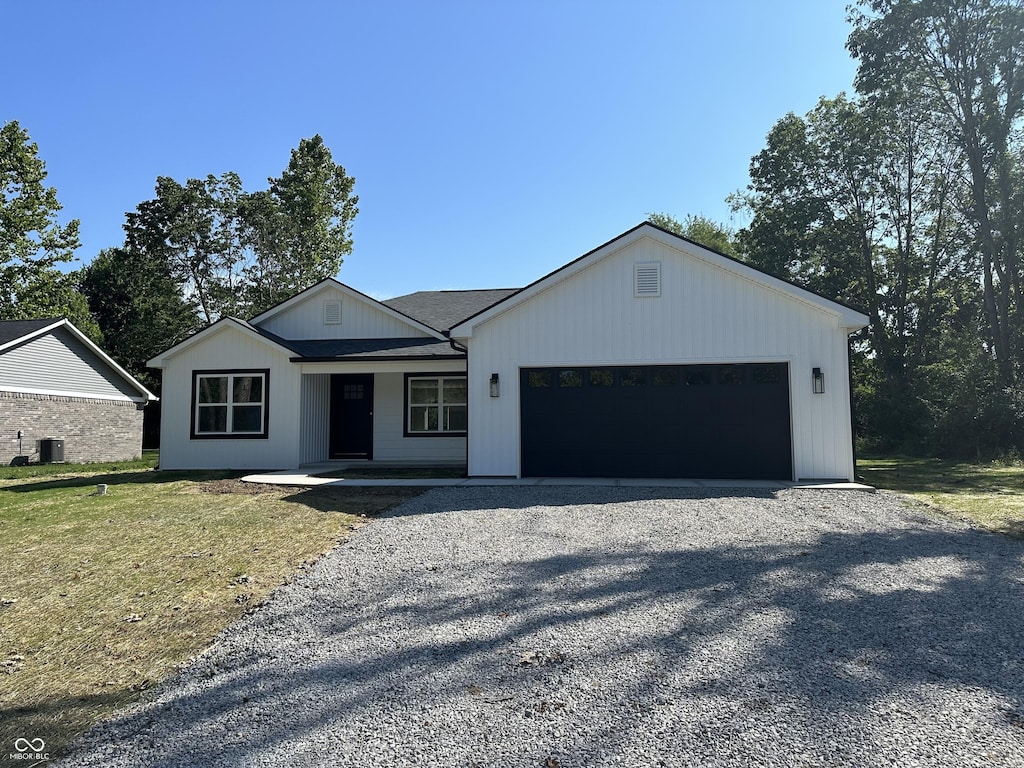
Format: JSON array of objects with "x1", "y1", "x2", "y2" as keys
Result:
[
  {"x1": 634, "y1": 262, "x2": 661, "y2": 297},
  {"x1": 323, "y1": 299, "x2": 342, "y2": 325}
]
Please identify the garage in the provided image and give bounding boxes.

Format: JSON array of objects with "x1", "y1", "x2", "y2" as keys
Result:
[{"x1": 520, "y1": 363, "x2": 792, "y2": 479}]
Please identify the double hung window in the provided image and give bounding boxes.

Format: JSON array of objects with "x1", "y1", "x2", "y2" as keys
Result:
[
  {"x1": 406, "y1": 376, "x2": 467, "y2": 434},
  {"x1": 192, "y1": 370, "x2": 269, "y2": 438}
]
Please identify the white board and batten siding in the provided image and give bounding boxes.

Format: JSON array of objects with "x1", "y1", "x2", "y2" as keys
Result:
[
  {"x1": 457, "y1": 233, "x2": 864, "y2": 481},
  {"x1": 297, "y1": 364, "x2": 467, "y2": 465},
  {"x1": 258, "y1": 284, "x2": 434, "y2": 341},
  {"x1": 0, "y1": 328, "x2": 141, "y2": 401},
  {"x1": 158, "y1": 324, "x2": 301, "y2": 470}
]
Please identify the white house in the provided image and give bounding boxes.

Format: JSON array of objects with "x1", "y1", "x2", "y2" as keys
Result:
[{"x1": 149, "y1": 223, "x2": 869, "y2": 480}]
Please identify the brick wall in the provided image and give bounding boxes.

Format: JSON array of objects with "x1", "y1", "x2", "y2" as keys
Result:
[{"x1": 0, "y1": 392, "x2": 145, "y2": 464}]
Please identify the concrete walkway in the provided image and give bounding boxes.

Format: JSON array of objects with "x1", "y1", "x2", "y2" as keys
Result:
[{"x1": 241, "y1": 464, "x2": 874, "y2": 491}]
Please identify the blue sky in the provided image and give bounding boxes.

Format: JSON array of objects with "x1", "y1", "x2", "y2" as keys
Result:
[{"x1": 7, "y1": 1, "x2": 858, "y2": 299}]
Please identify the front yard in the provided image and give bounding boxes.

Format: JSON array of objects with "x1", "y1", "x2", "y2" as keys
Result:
[
  {"x1": 858, "y1": 455, "x2": 1024, "y2": 537},
  {"x1": 0, "y1": 460, "x2": 422, "y2": 761}
]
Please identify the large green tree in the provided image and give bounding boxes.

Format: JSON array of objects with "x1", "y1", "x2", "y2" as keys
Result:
[
  {"x1": 0, "y1": 120, "x2": 98, "y2": 338},
  {"x1": 80, "y1": 247, "x2": 199, "y2": 390},
  {"x1": 733, "y1": 91, "x2": 984, "y2": 451},
  {"x1": 848, "y1": 0, "x2": 1024, "y2": 384},
  {"x1": 122, "y1": 135, "x2": 358, "y2": 322},
  {"x1": 253, "y1": 135, "x2": 358, "y2": 309}
]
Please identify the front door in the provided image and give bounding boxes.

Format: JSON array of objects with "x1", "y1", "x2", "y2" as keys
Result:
[{"x1": 329, "y1": 374, "x2": 374, "y2": 459}]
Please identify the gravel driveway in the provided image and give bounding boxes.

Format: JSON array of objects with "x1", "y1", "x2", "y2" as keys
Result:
[{"x1": 62, "y1": 487, "x2": 1024, "y2": 767}]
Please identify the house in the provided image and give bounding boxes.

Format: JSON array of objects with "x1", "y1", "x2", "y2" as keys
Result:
[
  {"x1": 0, "y1": 318, "x2": 156, "y2": 464},
  {"x1": 149, "y1": 223, "x2": 869, "y2": 480}
]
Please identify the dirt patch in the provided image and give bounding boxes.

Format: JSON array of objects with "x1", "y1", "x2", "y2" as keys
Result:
[
  {"x1": 192, "y1": 479, "x2": 425, "y2": 517},
  {"x1": 288, "y1": 486, "x2": 426, "y2": 516},
  {"x1": 197, "y1": 479, "x2": 283, "y2": 495}
]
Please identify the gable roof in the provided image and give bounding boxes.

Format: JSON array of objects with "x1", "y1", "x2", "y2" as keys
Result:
[
  {"x1": 0, "y1": 318, "x2": 156, "y2": 402},
  {"x1": 449, "y1": 222, "x2": 871, "y2": 337},
  {"x1": 250, "y1": 278, "x2": 446, "y2": 338},
  {"x1": 147, "y1": 316, "x2": 297, "y2": 368},
  {"x1": 383, "y1": 289, "x2": 520, "y2": 332}
]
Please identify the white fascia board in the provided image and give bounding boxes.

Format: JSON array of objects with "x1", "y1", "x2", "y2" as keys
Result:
[
  {"x1": 27, "y1": 319, "x2": 158, "y2": 402},
  {"x1": 249, "y1": 278, "x2": 446, "y2": 340},
  {"x1": 147, "y1": 318, "x2": 294, "y2": 368}
]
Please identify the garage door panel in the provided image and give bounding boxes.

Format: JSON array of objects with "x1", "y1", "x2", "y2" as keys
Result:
[{"x1": 520, "y1": 363, "x2": 792, "y2": 479}]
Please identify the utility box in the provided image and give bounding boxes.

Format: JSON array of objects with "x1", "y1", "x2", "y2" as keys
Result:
[{"x1": 40, "y1": 438, "x2": 65, "y2": 464}]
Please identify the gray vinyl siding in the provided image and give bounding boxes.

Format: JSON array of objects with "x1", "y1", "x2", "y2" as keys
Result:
[{"x1": 0, "y1": 328, "x2": 140, "y2": 400}]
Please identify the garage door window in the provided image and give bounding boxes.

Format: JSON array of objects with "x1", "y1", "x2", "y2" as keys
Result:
[
  {"x1": 527, "y1": 371, "x2": 553, "y2": 388},
  {"x1": 406, "y1": 376, "x2": 467, "y2": 435},
  {"x1": 589, "y1": 369, "x2": 614, "y2": 387},
  {"x1": 559, "y1": 370, "x2": 583, "y2": 387},
  {"x1": 621, "y1": 368, "x2": 646, "y2": 387}
]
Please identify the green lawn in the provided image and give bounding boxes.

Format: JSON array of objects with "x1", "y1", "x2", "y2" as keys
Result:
[
  {"x1": 0, "y1": 461, "x2": 423, "y2": 761},
  {"x1": 857, "y1": 455, "x2": 1024, "y2": 537}
]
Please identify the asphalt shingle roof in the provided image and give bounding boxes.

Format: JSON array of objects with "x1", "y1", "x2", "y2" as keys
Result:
[
  {"x1": 383, "y1": 289, "x2": 519, "y2": 332},
  {"x1": 284, "y1": 337, "x2": 462, "y2": 360},
  {"x1": 241, "y1": 322, "x2": 461, "y2": 360},
  {"x1": 0, "y1": 318, "x2": 62, "y2": 347}
]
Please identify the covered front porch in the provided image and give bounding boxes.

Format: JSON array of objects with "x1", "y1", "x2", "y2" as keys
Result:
[{"x1": 296, "y1": 360, "x2": 468, "y2": 466}]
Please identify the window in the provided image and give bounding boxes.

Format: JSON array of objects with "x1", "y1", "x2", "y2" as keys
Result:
[
  {"x1": 559, "y1": 370, "x2": 583, "y2": 388},
  {"x1": 406, "y1": 375, "x2": 467, "y2": 435},
  {"x1": 527, "y1": 371, "x2": 553, "y2": 388},
  {"x1": 192, "y1": 370, "x2": 269, "y2": 439},
  {"x1": 621, "y1": 368, "x2": 646, "y2": 387}
]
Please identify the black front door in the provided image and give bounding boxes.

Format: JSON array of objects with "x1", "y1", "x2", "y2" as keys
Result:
[{"x1": 329, "y1": 374, "x2": 374, "y2": 459}]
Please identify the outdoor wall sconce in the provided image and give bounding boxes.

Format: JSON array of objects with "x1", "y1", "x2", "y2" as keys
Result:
[
  {"x1": 812, "y1": 367, "x2": 825, "y2": 394},
  {"x1": 489, "y1": 373, "x2": 500, "y2": 398}
]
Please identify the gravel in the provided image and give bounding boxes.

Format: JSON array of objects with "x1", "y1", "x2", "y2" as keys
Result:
[{"x1": 60, "y1": 487, "x2": 1024, "y2": 767}]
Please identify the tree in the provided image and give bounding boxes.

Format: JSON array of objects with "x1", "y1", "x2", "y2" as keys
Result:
[
  {"x1": 80, "y1": 247, "x2": 199, "y2": 390},
  {"x1": 124, "y1": 174, "x2": 245, "y2": 325},
  {"x1": 646, "y1": 213, "x2": 739, "y2": 257},
  {"x1": 848, "y1": 0, "x2": 1024, "y2": 384},
  {"x1": 733, "y1": 92, "x2": 981, "y2": 452},
  {"x1": 122, "y1": 135, "x2": 358, "y2": 322},
  {"x1": 242, "y1": 135, "x2": 358, "y2": 313},
  {"x1": 0, "y1": 120, "x2": 89, "y2": 329}
]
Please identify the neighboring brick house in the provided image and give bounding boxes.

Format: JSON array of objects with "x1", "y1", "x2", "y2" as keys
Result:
[{"x1": 0, "y1": 318, "x2": 156, "y2": 464}]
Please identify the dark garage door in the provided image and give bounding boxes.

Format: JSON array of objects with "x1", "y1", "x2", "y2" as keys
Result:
[{"x1": 520, "y1": 363, "x2": 792, "y2": 480}]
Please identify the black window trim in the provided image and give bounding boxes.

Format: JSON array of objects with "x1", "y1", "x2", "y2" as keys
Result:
[
  {"x1": 190, "y1": 368, "x2": 270, "y2": 440},
  {"x1": 403, "y1": 372, "x2": 468, "y2": 438}
]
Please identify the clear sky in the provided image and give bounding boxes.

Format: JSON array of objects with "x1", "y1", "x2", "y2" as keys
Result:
[{"x1": 6, "y1": 1, "x2": 859, "y2": 299}]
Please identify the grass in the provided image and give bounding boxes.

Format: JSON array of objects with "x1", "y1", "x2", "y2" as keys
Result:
[
  {"x1": 857, "y1": 455, "x2": 1024, "y2": 537},
  {"x1": 0, "y1": 448, "x2": 159, "y2": 480},
  {"x1": 0, "y1": 461, "x2": 424, "y2": 761}
]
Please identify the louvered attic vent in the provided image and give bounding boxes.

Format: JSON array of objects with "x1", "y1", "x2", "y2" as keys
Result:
[
  {"x1": 323, "y1": 299, "x2": 342, "y2": 324},
  {"x1": 634, "y1": 262, "x2": 662, "y2": 297}
]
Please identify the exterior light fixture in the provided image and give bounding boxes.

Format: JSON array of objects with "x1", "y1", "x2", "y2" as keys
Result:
[
  {"x1": 812, "y1": 367, "x2": 825, "y2": 394},
  {"x1": 489, "y1": 373, "x2": 500, "y2": 398}
]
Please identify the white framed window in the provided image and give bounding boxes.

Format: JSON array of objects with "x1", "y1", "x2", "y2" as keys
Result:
[
  {"x1": 405, "y1": 375, "x2": 467, "y2": 435},
  {"x1": 192, "y1": 370, "x2": 269, "y2": 439}
]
